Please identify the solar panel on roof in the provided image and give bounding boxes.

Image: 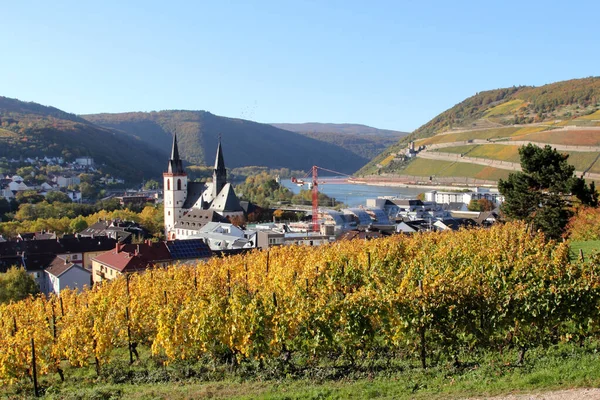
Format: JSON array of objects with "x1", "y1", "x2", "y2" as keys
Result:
[{"x1": 167, "y1": 239, "x2": 211, "y2": 259}]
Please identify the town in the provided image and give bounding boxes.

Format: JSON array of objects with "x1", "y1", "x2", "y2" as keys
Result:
[{"x1": 0, "y1": 134, "x2": 504, "y2": 297}]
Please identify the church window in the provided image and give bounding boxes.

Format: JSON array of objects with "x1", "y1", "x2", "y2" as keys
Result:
[
  {"x1": 177, "y1": 179, "x2": 182, "y2": 190},
  {"x1": 167, "y1": 179, "x2": 170, "y2": 190},
  {"x1": 168, "y1": 211, "x2": 171, "y2": 216}
]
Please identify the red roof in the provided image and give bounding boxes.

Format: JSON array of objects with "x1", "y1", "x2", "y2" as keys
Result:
[{"x1": 92, "y1": 242, "x2": 171, "y2": 273}]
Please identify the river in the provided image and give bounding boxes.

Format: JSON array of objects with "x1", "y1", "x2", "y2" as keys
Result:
[{"x1": 280, "y1": 178, "x2": 426, "y2": 207}]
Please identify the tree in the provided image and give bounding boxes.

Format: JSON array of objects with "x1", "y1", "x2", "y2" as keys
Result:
[
  {"x1": 45, "y1": 191, "x2": 72, "y2": 204},
  {"x1": 0, "y1": 267, "x2": 40, "y2": 304},
  {"x1": 69, "y1": 216, "x2": 88, "y2": 233},
  {"x1": 15, "y1": 190, "x2": 45, "y2": 204},
  {"x1": 468, "y1": 198, "x2": 495, "y2": 212},
  {"x1": 498, "y1": 144, "x2": 597, "y2": 239},
  {"x1": 79, "y1": 182, "x2": 98, "y2": 199},
  {"x1": 144, "y1": 179, "x2": 159, "y2": 190}
]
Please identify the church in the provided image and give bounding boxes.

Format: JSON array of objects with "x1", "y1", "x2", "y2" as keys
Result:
[{"x1": 163, "y1": 135, "x2": 244, "y2": 239}]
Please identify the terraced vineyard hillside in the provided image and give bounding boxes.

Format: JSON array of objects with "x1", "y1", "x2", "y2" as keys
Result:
[{"x1": 359, "y1": 77, "x2": 600, "y2": 184}]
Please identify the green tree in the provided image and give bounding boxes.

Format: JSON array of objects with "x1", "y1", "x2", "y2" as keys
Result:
[
  {"x1": 45, "y1": 191, "x2": 72, "y2": 204},
  {"x1": 69, "y1": 216, "x2": 88, "y2": 233},
  {"x1": 15, "y1": 190, "x2": 45, "y2": 204},
  {"x1": 498, "y1": 144, "x2": 597, "y2": 239},
  {"x1": 0, "y1": 267, "x2": 40, "y2": 304},
  {"x1": 79, "y1": 182, "x2": 98, "y2": 199},
  {"x1": 144, "y1": 179, "x2": 159, "y2": 190}
]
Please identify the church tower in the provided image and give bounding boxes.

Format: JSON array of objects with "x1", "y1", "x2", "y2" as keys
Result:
[
  {"x1": 212, "y1": 137, "x2": 227, "y2": 198},
  {"x1": 163, "y1": 135, "x2": 188, "y2": 239}
]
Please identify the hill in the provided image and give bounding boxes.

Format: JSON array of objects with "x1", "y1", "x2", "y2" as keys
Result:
[
  {"x1": 0, "y1": 96, "x2": 165, "y2": 181},
  {"x1": 358, "y1": 77, "x2": 600, "y2": 182},
  {"x1": 83, "y1": 111, "x2": 368, "y2": 174},
  {"x1": 270, "y1": 123, "x2": 407, "y2": 160}
]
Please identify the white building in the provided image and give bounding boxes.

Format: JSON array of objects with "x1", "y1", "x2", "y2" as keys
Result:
[
  {"x1": 44, "y1": 255, "x2": 92, "y2": 295},
  {"x1": 56, "y1": 176, "x2": 81, "y2": 188},
  {"x1": 75, "y1": 157, "x2": 94, "y2": 166},
  {"x1": 185, "y1": 222, "x2": 256, "y2": 250},
  {"x1": 425, "y1": 188, "x2": 504, "y2": 206}
]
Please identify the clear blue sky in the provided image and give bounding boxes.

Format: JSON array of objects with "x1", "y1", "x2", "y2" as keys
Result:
[{"x1": 2, "y1": 0, "x2": 599, "y2": 131}]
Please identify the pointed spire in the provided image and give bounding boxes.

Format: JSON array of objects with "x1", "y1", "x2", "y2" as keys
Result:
[
  {"x1": 171, "y1": 134, "x2": 180, "y2": 161},
  {"x1": 167, "y1": 134, "x2": 185, "y2": 174},
  {"x1": 214, "y1": 134, "x2": 225, "y2": 171},
  {"x1": 212, "y1": 135, "x2": 227, "y2": 197}
]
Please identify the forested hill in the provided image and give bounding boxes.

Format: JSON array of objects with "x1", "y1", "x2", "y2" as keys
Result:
[
  {"x1": 358, "y1": 76, "x2": 600, "y2": 178},
  {"x1": 270, "y1": 123, "x2": 408, "y2": 160},
  {"x1": 0, "y1": 96, "x2": 165, "y2": 181},
  {"x1": 83, "y1": 111, "x2": 368, "y2": 174}
]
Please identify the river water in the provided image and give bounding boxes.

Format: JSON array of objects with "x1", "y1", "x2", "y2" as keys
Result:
[{"x1": 280, "y1": 178, "x2": 425, "y2": 207}]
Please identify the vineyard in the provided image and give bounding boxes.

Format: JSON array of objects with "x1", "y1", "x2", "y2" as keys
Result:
[{"x1": 1, "y1": 222, "x2": 600, "y2": 391}]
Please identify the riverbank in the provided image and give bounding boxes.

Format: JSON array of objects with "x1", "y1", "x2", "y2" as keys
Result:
[{"x1": 348, "y1": 177, "x2": 498, "y2": 192}]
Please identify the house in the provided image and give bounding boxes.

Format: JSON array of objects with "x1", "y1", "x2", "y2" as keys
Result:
[
  {"x1": 188, "y1": 222, "x2": 256, "y2": 250},
  {"x1": 257, "y1": 229, "x2": 335, "y2": 249},
  {"x1": 475, "y1": 210, "x2": 500, "y2": 227},
  {"x1": 75, "y1": 157, "x2": 94, "y2": 166},
  {"x1": 0, "y1": 236, "x2": 118, "y2": 273},
  {"x1": 44, "y1": 255, "x2": 92, "y2": 295},
  {"x1": 433, "y1": 218, "x2": 477, "y2": 232},
  {"x1": 55, "y1": 175, "x2": 81, "y2": 188},
  {"x1": 78, "y1": 219, "x2": 148, "y2": 242},
  {"x1": 92, "y1": 241, "x2": 172, "y2": 283},
  {"x1": 164, "y1": 136, "x2": 245, "y2": 239},
  {"x1": 91, "y1": 239, "x2": 212, "y2": 283}
]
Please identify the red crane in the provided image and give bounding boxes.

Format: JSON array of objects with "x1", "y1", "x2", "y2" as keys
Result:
[{"x1": 292, "y1": 166, "x2": 353, "y2": 232}]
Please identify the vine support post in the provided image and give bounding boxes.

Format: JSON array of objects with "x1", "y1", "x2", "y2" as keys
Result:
[
  {"x1": 418, "y1": 279, "x2": 427, "y2": 369},
  {"x1": 31, "y1": 338, "x2": 39, "y2": 397},
  {"x1": 126, "y1": 306, "x2": 134, "y2": 364}
]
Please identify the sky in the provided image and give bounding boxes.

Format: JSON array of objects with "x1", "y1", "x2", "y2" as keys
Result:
[{"x1": 2, "y1": 0, "x2": 599, "y2": 132}]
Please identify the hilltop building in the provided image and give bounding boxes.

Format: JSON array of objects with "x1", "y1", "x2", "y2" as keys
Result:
[{"x1": 163, "y1": 136, "x2": 244, "y2": 239}]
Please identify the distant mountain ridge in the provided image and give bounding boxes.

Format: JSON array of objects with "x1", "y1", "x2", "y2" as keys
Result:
[
  {"x1": 270, "y1": 123, "x2": 407, "y2": 160},
  {"x1": 82, "y1": 111, "x2": 370, "y2": 174},
  {"x1": 270, "y1": 123, "x2": 407, "y2": 137}
]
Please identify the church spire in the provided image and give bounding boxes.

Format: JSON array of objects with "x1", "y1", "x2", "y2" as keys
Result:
[
  {"x1": 212, "y1": 135, "x2": 227, "y2": 197},
  {"x1": 214, "y1": 135, "x2": 225, "y2": 171},
  {"x1": 167, "y1": 134, "x2": 185, "y2": 174}
]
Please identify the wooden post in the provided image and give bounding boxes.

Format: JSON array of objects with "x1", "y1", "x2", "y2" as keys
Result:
[
  {"x1": 31, "y1": 338, "x2": 39, "y2": 397},
  {"x1": 60, "y1": 297, "x2": 64, "y2": 316},
  {"x1": 126, "y1": 307, "x2": 133, "y2": 364},
  {"x1": 367, "y1": 252, "x2": 371, "y2": 269},
  {"x1": 418, "y1": 279, "x2": 426, "y2": 369},
  {"x1": 266, "y1": 251, "x2": 270, "y2": 275},
  {"x1": 93, "y1": 338, "x2": 100, "y2": 376},
  {"x1": 227, "y1": 270, "x2": 231, "y2": 297},
  {"x1": 194, "y1": 275, "x2": 197, "y2": 290}
]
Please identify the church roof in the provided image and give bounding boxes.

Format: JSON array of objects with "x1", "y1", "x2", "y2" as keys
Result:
[
  {"x1": 182, "y1": 181, "x2": 208, "y2": 209},
  {"x1": 211, "y1": 183, "x2": 243, "y2": 212},
  {"x1": 174, "y1": 209, "x2": 228, "y2": 229}
]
